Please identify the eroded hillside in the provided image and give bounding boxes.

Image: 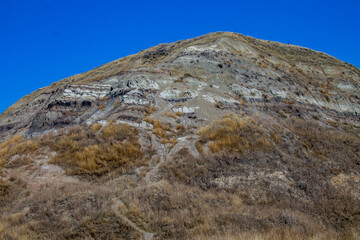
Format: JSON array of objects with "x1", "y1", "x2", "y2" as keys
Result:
[{"x1": 0, "y1": 32, "x2": 360, "y2": 239}]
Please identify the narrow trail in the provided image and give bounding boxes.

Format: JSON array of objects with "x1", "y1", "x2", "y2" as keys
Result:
[
  {"x1": 143, "y1": 134, "x2": 200, "y2": 185},
  {"x1": 111, "y1": 198, "x2": 154, "y2": 240},
  {"x1": 143, "y1": 134, "x2": 168, "y2": 184}
]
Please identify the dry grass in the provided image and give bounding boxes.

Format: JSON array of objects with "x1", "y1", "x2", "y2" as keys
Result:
[
  {"x1": 0, "y1": 178, "x2": 10, "y2": 197},
  {"x1": 176, "y1": 72, "x2": 193, "y2": 83},
  {"x1": 143, "y1": 115, "x2": 155, "y2": 124},
  {"x1": 114, "y1": 99, "x2": 120, "y2": 108},
  {"x1": 176, "y1": 124, "x2": 185, "y2": 135},
  {"x1": 0, "y1": 182, "x2": 143, "y2": 239},
  {"x1": 195, "y1": 230, "x2": 360, "y2": 240},
  {"x1": 2, "y1": 31, "x2": 360, "y2": 239},
  {"x1": 0, "y1": 135, "x2": 39, "y2": 169},
  {"x1": 99, "y1": 104, "x2": 106, "y2": 111},
  {"x1": 175, "y1": 111, "x2": 184, "y2": 117},
  {"x1": 285, "y1": 117, "x2": 360, "y2": 164},
  {"x1": 49, "y1": 122, "x2": 144, "y2": 175},
  {"x1": 283, "y1": 99, "x2": 295, "y2": 104},
  {"x1": 166, "y1": 111, "x2": 177, "y2": 119},
  {"x1": 173, "y1": 101, "x2": 184, "y2": 108},
  {"x1": 146, "y1": 105, "x2": 157, "y2": 116},
  {"x1": 121, "y1": 174, "x2": 359, "y2": 240},
  {"x1": 158, "y1": 139, "x2": 360, "y2": 239},
  {"x1": 168, "y1": 137, "x2": 178, "y2": 149},
  {"x1": 152, "y1": 128, "x2": 168, "y2": 139},
  {"x1": 91, "y1": 122, "x2": 102, "y2": 132},
  {"x1": 1, "y1": 115, "x2": 360, "y2": 239},
  {"x1": 152, "y1": 120, "x2": 172, "y2": 139},
  {"x1": 197, "y1": 114, "x2": 271, "y2": 154},
  {"x1": 195, "y1": 141, "x2": 204, "y2": 154}
]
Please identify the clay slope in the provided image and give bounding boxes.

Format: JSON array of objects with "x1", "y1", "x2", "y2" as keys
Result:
[
  {"x1": 0, "y1": 31, "x2": 359, "y2": 136},
  {"x1": 0, "y1": 32, "x2": 359, "y2": 239}
]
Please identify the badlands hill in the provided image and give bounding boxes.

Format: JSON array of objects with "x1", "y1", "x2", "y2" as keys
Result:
[{"x1": 0, "y1": 32, "x2": 359, "y2": 239}]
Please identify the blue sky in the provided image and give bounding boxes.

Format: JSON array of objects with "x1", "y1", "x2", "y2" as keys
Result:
[{"x1": 0, "y1": 0, "x2": 359, "y2": 113}]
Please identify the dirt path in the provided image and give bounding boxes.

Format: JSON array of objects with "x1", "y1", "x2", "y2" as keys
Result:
[{"x1": 111, "y1": 198, "x2": 154, "y2": 240}]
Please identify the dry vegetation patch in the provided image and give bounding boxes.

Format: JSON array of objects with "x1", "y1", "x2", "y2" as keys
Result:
[
  {"x1": 49, "y1": 122, "x2": 145, "y2": 175},
  {"x1": 285, "y1": 117, "x2": 360, "y2": 164},
  {"x1": 0, "y1": 179, "x2": 10, "y2": 197},
  {"x1": 0, "y1": 135, "x2": 39, "y2": 169},
  {"x1": 0, "y1": 183, "x2": 143, "y2": 239},
  {"x1": 196, "y1": 113, "x2": 271, "y2": 153},
  {"x1": 0, "y1": 122, "x2": 147, "y2": 176}
]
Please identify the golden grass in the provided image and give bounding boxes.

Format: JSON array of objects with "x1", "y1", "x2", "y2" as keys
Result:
[
  {"x1": 114, "y1": 99, "x2": 120, "y2": 108},
  {"x1": 283, "y1": 99, "x2": 295, "y2": 104},
  {"x1": 176, "y1": 124, "x2": 185, "y2": 135},
  {"x1": 153, "y1": 127, "x2": 168, "y2": 139},
  {"x1": 1, "y1": 116, "x2": 360, "y2": 239},
  {"x1": 173, "y1": 101, "x2": 184, "y2": 108},
  {"x1": 175, "y1": 111, "x2": 184, "y2": 117},
  {"x1": 144, "y1": 115, "x2": 155, "y2": 124},
  {"x1": 152, "y1": 120, "x2": 171, "y2": 139},
  {"x1": 168, "y1": 137, "x2": 178, "y2": 149},
  {"x1": 49, "y1": 122, "x2": 144, "y2": 175},
  {"x1": 285, "y1": 117, "x2": 360, "y2": 163},
  {"x1": 195, "y1": 141, "x2": 204, "y2": 154},
  {"x1": 146, "y1": 105, "x2": 157, "y2": 116},
  {"x1": 166, "y1": 111, "x2": 177, "y2": 119},
  {"x1": 194, "y1": 230, "x2": 360, "y2": 240},
  {"x1": 99, "y1": 104, "x2": 106, "y2": 111},
  {"x1": 0, "y1": 135, "x2": 39, "y2": 169},
  {"x1": 197, "y1": 114, "x2": 271, "y2": 154},
  {"x1": 91, "y1": 123, "x2": 102, "y2": 132},
  {"x1": 0, "y1": 178, "x2": 10, "y2": 197}
]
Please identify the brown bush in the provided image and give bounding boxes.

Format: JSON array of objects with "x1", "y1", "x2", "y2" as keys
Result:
[
  {"x1": 0, "y1": 135, "x2": 39, "y2": 169},
  {"x1": 175, "y1": 111, "x2": 184, "y2": 117},
  {"x1": 285, "y1": 117, "x2": 360, "y2": 165},
  {"x1": 99, "y1": 104, "x2": 106, "y2": 111},
  {"x1": 49, "y1": 122, "x2": 144, "y2": 175},
  {"x1": 90, "y1": 122, "x2": 102, "y2": 132},
  {"x1": 196, "y1": 114, "x2": 271, "y2": 154},
  {"x1": 114, "y1": 99, "x2": 120, "y2": 108},
  {"x1": 166, "y1": 111, "x2": 176, "y2": 119},
  {"x1": 152, "y1": 120, "x2": 172, "y2": 139},
  {"x1": 0, "y1": 182, "x2": 143, "y2": 239},
  {"x1": 0, "y1": 179, "x2": 10, "y2": 197},
  {"x1": 158, "y1": 143, "x2": 360, "y2": 239},
  {"x1": 176, "y1": 124, "x2": 185, "y2": 135}
]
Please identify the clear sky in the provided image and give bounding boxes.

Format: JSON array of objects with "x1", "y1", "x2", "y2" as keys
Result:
[{"x1": 0, "y1": 0, "x2": 359, "y2": 113}]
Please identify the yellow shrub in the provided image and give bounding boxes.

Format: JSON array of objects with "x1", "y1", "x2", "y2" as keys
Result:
[
  {"x1": 153, "y1": 120, "x2": 162, "y2": 129},
  {"x1": 153, "y1": 128, "x2": 167, "y2": 139},
  {"x1": 175, "y1": 111, "x2": 184, "y2": 117},
  {"x1": 102, "y1": 122, "x2": 138, "y2": 141},
  {"x1": 197, "y1": 114, "x2": 271, "y2": 153},
  {"x1": 195, "y1": 141, "x2": 204, "y2": 154},
  {"x1": 176, "y1": 124, "x2": 185, "y2": 134},
  {"x1": 173, "y1": 101, "x2": 184, "y2": 108},
  {"x1": 144, "y1": 116, "x2": 154, "y2": 124},
  {"x1": 91, "y1": 123, "x2": 102, "y2": 132},
  {"x1": 152, "y1": 120, "x2": 172, "y2": 139},
  {"x1": 99, "y1": 105, "x2": 106, "y2": 111},
  {"x1": 166, "y1": 112, "x2": 176, "y2": 119},
  {"x1": 168, "y1": 137, "x2": 178, "y2": 149},
  {"x1": 0, "y1": 178, "x2": 10, "y2": 197},
  {"x1": 146, "y1": 105, "x2": 157, "y2": 116},
  {"x1": 0, "y1": 135, "x2": 39, "y2": 168},
  {"x1": 114, "y1": 99, "x2": 120, "y2": 108},
  {"x1": 49, "y1": 123, "x2": 144, "y2": 175}
]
